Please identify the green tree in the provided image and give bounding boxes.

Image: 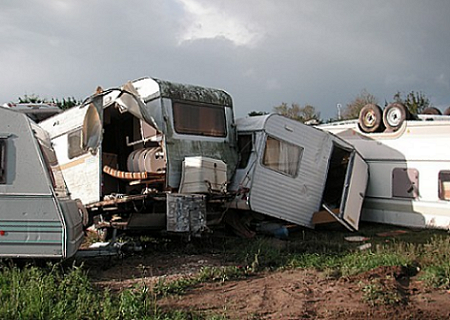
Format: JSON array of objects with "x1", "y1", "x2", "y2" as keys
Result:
[
  {"x1": 342, "y1": 90, "x2": 378, "y2": 120},
  {"x1": 248, "y1": 110, "x2": 269, "y2": 117},
  {"x1": 15, "y1": 94, "x2": 81, "y2": 110},
  {"x1": 273, "y1": 102, "x2": 320, "y2": 123},
  {"x1": 17, "y1": 94, "x2": 45, "y2": 104},
  {"x1": 52, "y1": 97, "x2": 80, "y2": 110},
  {"x1": 392, "y1": 91, "x2": 431, "y2": 114}
]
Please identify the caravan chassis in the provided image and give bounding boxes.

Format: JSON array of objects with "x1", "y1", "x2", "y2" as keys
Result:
[{"x1": 87, "y1": 192, "x2": 231, "y2": 236}]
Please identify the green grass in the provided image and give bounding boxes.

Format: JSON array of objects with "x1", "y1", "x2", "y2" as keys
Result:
[
  {"x1": 0, "y1": 262, "x2": 224, "y2": 320},
  {"x1": 145, "y1": 225, "x2": 450, "y2": 305},
  {"x1": 361, "y1": 279, "x2": 405, "y2": 306},
  {"x1": 0, "y1": 223, "x2": 449, "y2": 318},
  {"x1": 217, "y1": 224, "x2": 450, "y2": 285},
  {"x1": 153, "y1": 265, "x2": 252, "y2": 298}
]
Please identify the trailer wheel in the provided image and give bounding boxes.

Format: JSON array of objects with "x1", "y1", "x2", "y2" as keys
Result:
[
  {"x1": 383, "y1": 103, "x2": 409, "y2": 131},
  {"x1": 76, "y1": 199, "x2": 90, "y2": 227},
  {"x1": 421, "y1": 107, "x2": 442, "y2": 115},
  {"x1": 358, "y1": 104, "x2": 384, "y2": 133},
  {"x1": 443, "y1": 107, "x2": 450, "y2": 115}
]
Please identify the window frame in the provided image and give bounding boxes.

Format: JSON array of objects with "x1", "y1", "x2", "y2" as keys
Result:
[
  {"x1": 237, "y1": 134, "x2": 253, "y2": 169},
  {"x1": 172, "y1": 102, "x2": 227, "y2": 137},
  {"x1": 68, "y1": 129, "x2": 86, "y2": 159},
  {"x1": 438, "y1": 170, "x2": 450, "y2": 201},
  {"x1": 392, "y1": 167, "x2": 419, "y2": 199},
  {"x1": 261, "y1": 135, "x2": 302, "y2": 178}
]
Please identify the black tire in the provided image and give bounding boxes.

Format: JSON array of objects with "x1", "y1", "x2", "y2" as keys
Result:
[
  {"x1": 421, "y1": 107, "x2": 442, "y2": 115},
  {"x1": 358, "y1": 104, "x2": 384, "y2": 133},
  {"x1": 383, "y1": 103, "x2": 409, "y2": 131}
]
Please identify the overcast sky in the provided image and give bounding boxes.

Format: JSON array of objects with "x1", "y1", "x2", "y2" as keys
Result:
[{"x1": 1, "y1": 0, "x2": 450, "y2": 119}]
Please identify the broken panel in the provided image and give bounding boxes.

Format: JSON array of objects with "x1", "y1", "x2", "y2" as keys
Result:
[{"x1": 166, "y1": 194, "x2": 206, "y2": 233}]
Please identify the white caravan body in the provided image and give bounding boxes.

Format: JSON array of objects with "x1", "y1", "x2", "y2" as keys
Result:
[
  {"x1": 229, "y1": 114, "x2": 368, "y2": 230},
  {"x1": 0, "y1": 107, "x2": 83, "y2": 258},
  {"x1": 319, "y1": 116, "x2": 450, "y2": 229}
]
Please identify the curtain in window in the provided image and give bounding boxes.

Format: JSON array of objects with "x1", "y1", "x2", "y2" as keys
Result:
[{"x1": 263, "y1": 136, "x2": 301, "y2": 177}]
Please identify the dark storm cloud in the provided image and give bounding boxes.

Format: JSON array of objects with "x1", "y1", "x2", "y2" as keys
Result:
[{"x1": 1, "y1": 0, "x2": 450, "y2": 119}]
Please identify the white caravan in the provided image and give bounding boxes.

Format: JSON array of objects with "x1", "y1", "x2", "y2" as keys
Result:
[
  {"x1": 40, "y1": 77, "x2": 238, "y2": 235},
  {"x1": 0, "y1": 107, "x2": 84, "y2": 258},
  {"x1": 320, "y1": 113, "x2": 450, "y2": 229},
  {"x1": 229, "y1": 114, "x2": 369, "y2": 231}
]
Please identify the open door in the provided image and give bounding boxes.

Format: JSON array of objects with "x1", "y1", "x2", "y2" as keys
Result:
[
  {"x1": 82, "y1": 104, "x2": 102, "y2": 153},
  {"x1": 322, "y1": 151, "x2": 368, "y2": 231},
  {"x1": 315, "y1": 145, "x2": 368, "y2": 231},
  {"x1": 341, "y1": 152, "x2": 368, "y2": 229}
]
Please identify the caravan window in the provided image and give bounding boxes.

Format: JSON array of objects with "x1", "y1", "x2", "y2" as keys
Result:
[
  {"x1": 0, "y1": 139, "x2": 6, "y2": 184},
  {"x1": 392, "y1": 168, "x2": 419, "y2": 199},
  {"x1": 438, "y1": 171, "x2": 450, "y2": 201},
  {"x1": 237, "y1": 134, "x2": 252, "y2": 169},
  {"x1": 262, "y1": 136, "x2": 302, "y2": 177},
  {"x1": 68, "y1": 129, "x2": 86, "y2": 159},
  {"x1": 172, "y1": 102, "x2": 226, "y2": 137}
]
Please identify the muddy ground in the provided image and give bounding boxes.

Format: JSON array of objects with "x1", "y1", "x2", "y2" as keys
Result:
[{"x1": 84, "y1": 234, "x2": 450, "y2": 320}]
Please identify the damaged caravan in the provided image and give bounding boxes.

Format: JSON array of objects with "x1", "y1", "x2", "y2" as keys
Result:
[
  {"x1": 40, "y1": 77, "x2": 238, "y2": 235},
  {"x1": 320, "y1": 107, "x2": 450, "y2": 229},
  {"x1": 0, "y1": 107, "x2": 84, "y2": 258},
  {"x1": 229, "y1": 114, "x2": 369, "y2": 231},
  {"x1": 40, "y1": 77, "x2": 369, "y2": 236}
]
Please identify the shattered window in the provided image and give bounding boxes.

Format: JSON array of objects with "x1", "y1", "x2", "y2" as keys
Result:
[
  {"x1": 438, "y1": 171, "x2": 450, "y2": 201},
  {"x1": 262, "y1": 136, "x2": 302, "y2": 177},
  {"x1": 172, "y1": 102, "x2": 226, "y2": 137},
  {"x1": 392, "y1": 168, "x2": 419, "y2": 199},
  {"x1": 0, "y1": 139, "x2": 6, "y2": 184},
  {"x1": 68, "y1": 129, "x2": 86, "y2": 159},
  {"x1": 237, "y1": 134, "x2": 252, "y2": 169}
]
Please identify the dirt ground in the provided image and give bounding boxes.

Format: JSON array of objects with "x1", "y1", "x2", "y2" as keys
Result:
[{"x1": 85, "y1": 247, "x2": 450, "y2": 320}]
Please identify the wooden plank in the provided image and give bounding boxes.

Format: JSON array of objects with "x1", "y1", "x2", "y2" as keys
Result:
[{"x1": 312, "y1": 208, "x2": 340, "y2": 224}]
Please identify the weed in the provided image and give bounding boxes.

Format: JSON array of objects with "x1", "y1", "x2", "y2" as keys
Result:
[
  {"x1": 153, "y1": 265, "x2": 252, "y2": 298},
  {"x1": 198, "y1": 265, "x2": 251, "y2": 282},
  {"x1": 361, "y1": 279, "x2": 404, "y2": 306},
  {"x1": 153, "y1": 276, "x2": 197, "y2": 297},
  {"x1": 0, "y1": 262, "x2": 226, "y2": 320}
]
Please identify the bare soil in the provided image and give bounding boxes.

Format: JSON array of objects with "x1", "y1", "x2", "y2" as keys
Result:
[{"x1": 85, "y1": 248, "x2": 450, "y2": 320}]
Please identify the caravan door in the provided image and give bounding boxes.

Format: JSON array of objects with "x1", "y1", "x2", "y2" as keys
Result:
[{"x1": 323, "y1": 151, "x2": 368, "y2": 231}]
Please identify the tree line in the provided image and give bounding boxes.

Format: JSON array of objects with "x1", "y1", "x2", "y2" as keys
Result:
[
  {"x1": 11, "y1": 94, "x2": 81, "y2": 110},
  {"x1": 250, "y1": 90, "x2": 440, "y2": 124},
  {"x1": 11, "y1": 90, "x2": 441, "y2": 123}
]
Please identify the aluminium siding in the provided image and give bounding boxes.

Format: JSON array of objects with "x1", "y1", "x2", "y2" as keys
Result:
[{"x1": 248, "y1": 114, "x2": 332, "y2": 228}]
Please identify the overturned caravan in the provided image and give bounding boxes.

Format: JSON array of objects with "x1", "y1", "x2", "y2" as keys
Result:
[
  {"x1": 0, "y1": 107, "x2": 84, "y2": 259},
  {"x1": 229, "y1": 114, "x2": 369, "y2": 231},
  {"x1": 40, "y1": 77, "x2": 238, "y2": 235},
  {"x1": 319, "y1": 113, "x2": 450, "y2": 229}
]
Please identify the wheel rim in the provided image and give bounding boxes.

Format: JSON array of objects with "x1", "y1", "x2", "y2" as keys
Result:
[
  {"x1": 386, "y1": 108, "x2": 402, "y2": 127},
  {"x1": 363, "y1": 111, "x2": 377, "y2": 127}
]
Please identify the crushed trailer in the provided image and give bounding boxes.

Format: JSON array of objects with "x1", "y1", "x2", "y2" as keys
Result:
[
  {"x1": 229, "y1": 114, "x2": 369, "y2": 231},
  {"x1": 39, "y1": 77, "x2": 369, "y2": 238},
  {"x1": 319, "y1": 104, "x2": 450, "y2": 229},
  {"x1": 40, "y1": 77, "x2": 238, "y2": 236}
]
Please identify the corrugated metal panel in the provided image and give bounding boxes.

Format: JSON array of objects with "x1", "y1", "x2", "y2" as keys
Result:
[{"x1": 247, "y1": 114, "x2": 332, "y2": 228}]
